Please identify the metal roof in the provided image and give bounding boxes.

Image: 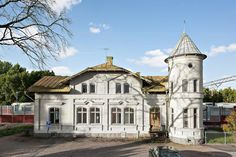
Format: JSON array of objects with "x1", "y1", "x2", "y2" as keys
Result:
[{"x1": 165, "y1": 33, "x2": 207, "y2": 62}]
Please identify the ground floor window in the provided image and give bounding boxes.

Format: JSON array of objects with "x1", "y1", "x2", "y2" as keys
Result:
[
  {"x1": 77, "y1": 107, "x2": 87, "y2": 124},
  {"x1": 49, "y1": 107, "x2": 60, "y2": 124},
  {"x1": 124, "y1": 107, "x2": 134, "y2": 124},
  {"x1": 111, "y1": 107, "x2": 121, "y2": 124},
  {"x1": 90, "y1": 107, "x2": 100, "y2": 123},
  {"x1": 183, "y1": 108, "x2": 188, "y2": 128}
]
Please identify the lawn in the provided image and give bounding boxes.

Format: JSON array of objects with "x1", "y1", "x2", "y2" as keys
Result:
[
  {"x1": 0, "y1": 124, "x2": 33, "y2": 137},
  {"x1": 206, "y1": 132, "x2": 234, "y2": 144}
]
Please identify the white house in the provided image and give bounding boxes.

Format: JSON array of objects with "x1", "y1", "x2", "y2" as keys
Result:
[{"x1": 29, "y1": 33, "x2": 207, "y2": 144}]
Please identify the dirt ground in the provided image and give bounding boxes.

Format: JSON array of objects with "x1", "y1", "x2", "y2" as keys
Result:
[{"x1": 0, "y1": 134, "x2": 236, "y2": 157}]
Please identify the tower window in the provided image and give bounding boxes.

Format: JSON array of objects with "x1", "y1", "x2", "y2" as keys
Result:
[
  {"x1": 188, "y1": 63, "x2": 193, "y2": 68},
  {"x1": 183, "y1": 108, "x2": 188, "y2": 128},
  {"x1": 182, "y1": 79, "x2": 188, "y2": 92},
  {"x1": 116, "y1": 83, "x2": 121, "y2": 94},
  {"x1": 124, "y1": 83, "x2": 130, "y2": 94},
  {"x1": 89, "y1": 83, "x2": 95, "y2": 93},
  {"x1": 193, "y1": 108, "x2": 197, "y2": 128},
  {"x1": 82, "y1": 83, "x2": 87, "y2": 93},
  {"x1": 170, "y1": 82, "x2": 174, "y2": 94},
  {"x1": 171, "y1": 108, "x2": 174, "y2": 126},
  {"x1": 193, "y1": 80, "x2": 198, "y2": 92}
]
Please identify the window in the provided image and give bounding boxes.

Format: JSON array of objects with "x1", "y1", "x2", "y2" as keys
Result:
[
  {"x1": 90, "y1": 83, "x2": 95, "y2": 93},
  {"x1": 49, "y1": 107, "x2": 60, "y2": 124},
  {"x1": 116, "y1": 83, "x2": 121, "y2": 94},
  {"x1": 14, "y1": 105, "x2": 19, "y2": 112},
  {"x1": 171, "y1": 108, "x2": 174, "y2": 126},
  {"x1": 170, "y1": 82, "x2": 174, "y2": 93},
  {"x1": 182, "y1": 79, "x2": 188, "y2": 92},
  {"x1": 193, "y1": 80, "x2": 197, "y2": 92},
  {"x1": 193, "y1": 108, "x2": 197, "y2": 128},
  {"x1": 124, "y1": 107, "x2": 134, "y2": 124},
  {"x1": 82, "y1": 83, "x2": 87, "y2": 93},
  {"x1": 77, "y1": 107, "x2": 87, "y2": 124},
  {"x1": 183, "y1": 109, "x2": 188, "y2": 128},
  {"x1": 90, "y1": 108, "x2": 100, "y2": 123},
  {"x1": 111, "y1": 108, "x2": 121, "y2": 124},
  {"x1": 124, "y1": 83, "x2": 130, "y2": 94}
]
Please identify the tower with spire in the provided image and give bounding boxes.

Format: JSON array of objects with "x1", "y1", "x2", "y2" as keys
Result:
[{"x1": 165, "y1": 33, "x2": 207, "y2": 144}]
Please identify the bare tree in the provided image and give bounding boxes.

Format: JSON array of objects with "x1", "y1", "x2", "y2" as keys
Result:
[{"x1": 0, "y1": 0, "x2": 71, "y2": 68}]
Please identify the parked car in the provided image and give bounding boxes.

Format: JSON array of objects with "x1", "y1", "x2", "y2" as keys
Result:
[{"x1": 149, "y1": 146, "x2": 182, "y2": 157}]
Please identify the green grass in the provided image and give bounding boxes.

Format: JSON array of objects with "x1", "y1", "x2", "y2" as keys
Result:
[
  {"x1": 0, "y1": 125, "x2": 33, "y2": 137},
  {"x1": 207, "y1": 133, "x2": 234, "y2": 144}
]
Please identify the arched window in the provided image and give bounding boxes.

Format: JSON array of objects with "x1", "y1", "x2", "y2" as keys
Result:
[
  {"x1": 77, "y1": 107, "x2": 87, "y2": 124},
  {"x1": 124, "y1": 107, "x2": 134, "y2": 124},
  {"x1": 111, "y1": 107, "x2": 121, "y2": 124},
  {"x1": 49, "y1": 107, "x2": 60, "y2": 124},
  {"x1": 90, "y1": 107, "x2": 100, "y2": 123},
  {"x1": 116, "y1": 83, "x2": 121, "y2": 94},
  {"x1": 82, "y1": 83, "x2": 87, "y2": 93},
  {"x1": 90, "y1": 83, "x2": 95, "y2": 93},
  {"x1": 124, "y1": 83, "x2": 130, "y2": 94}
]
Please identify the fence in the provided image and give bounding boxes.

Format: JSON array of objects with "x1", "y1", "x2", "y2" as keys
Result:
[
  {"x1": 205, "y1": 131, "x2": 235, "y2": 144},
  {"x1": 0, "y1": 105, "x2": 34, "y2": 123}
]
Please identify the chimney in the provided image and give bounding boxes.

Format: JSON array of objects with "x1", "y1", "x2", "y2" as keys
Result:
[{"x1": 106, "y1": 56, "x2": 113, "y2": 66}]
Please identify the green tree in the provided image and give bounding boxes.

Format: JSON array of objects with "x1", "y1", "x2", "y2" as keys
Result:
[
  {"x1": 222, "y1": 110, "x2": 236, "y2": 142},
  {"x1": 0, "y1": 61, "x2": 55, "y2": 105}
]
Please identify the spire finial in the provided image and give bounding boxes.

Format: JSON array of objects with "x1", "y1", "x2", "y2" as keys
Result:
[{"x1": 183, "y1": 20, "x2": 186, "y2": 33}]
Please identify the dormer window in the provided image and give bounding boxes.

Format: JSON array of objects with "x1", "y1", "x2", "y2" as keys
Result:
[
  {"x1": 124, "y1": 83, "x2": 130, "y2": 94},
  {"x1": 90, "y1": 83, "x2": 95, "y2": 93},
  {"x1": 82, "y1": 83, "x2": 87, "y2": 93},
  {"x1": 116, "y1": 83, "x2": 121, "y2": 94}
]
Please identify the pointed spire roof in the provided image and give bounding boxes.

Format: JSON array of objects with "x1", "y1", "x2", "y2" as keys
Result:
[{"x1": 165, "y1": 33, "x2": 207, "y2": 62}]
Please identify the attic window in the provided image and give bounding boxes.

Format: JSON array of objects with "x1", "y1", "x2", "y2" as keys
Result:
[
  {"x1": 116, "y1": 83, "x2": 121, "y2": 94},
  {"x1": 124, "y1": 83, "x2": 129, "y2": 93},
  {"x1": 82, "y1": 83, "x2": 87, "y2": 93},
  {"x1": 90, "y1": 83, "x2": 95, "y2": 93}
]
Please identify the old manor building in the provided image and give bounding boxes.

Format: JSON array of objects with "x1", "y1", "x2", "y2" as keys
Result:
[{"x1": 29, "y1": 33, "x2": 207, "y2": 144}]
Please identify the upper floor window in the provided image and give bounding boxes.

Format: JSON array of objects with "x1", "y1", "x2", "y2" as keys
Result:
[
  {"x1": 111, "y1": 107, "x2": 121, "y2": 124},
  {"x1": 90, "y1": 107, "x2": 100, "y2": 123},
  {"x1": 124, "y1": 83, "x2": 130, "y2": 94},
  {"x1": 116, "y1": 83, "x2": 121, "y2": 94},
  {"x1": 124, "y1": 107, "x2": 134, "y2": 124},
  {"x1": 49, "y1": 107, "x2": 60, "y2": 124},
  {"x1": 182, "y1": 79, "x2": 188, "y2": 92},
  {"x1": 90, "y1": 83, "x2": 95, "y2": 93},
  {"x1": 77, "y1": 107, "x2": 87, "y2": 124},
  {"x1": 193, "y1": 80, "x2": 198, "y2": 92},
  {"x1": 82, "y1": 83, "x2": 87, "y2": 93}
]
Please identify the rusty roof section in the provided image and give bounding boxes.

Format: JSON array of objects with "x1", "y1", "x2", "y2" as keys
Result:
[
  {"x1": 142, "y1": 76, "x2": 168, "y2": 93},
  {"x1": 62, "y1": 57, "x2": 134, "y2": 83},
  {"x1": 28, "y1": 76, "x2": 71, "y2": 93}
]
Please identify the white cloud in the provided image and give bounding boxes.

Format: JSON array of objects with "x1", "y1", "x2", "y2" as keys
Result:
[
  {"x1": 89, "y1": 22, "x2": 110, "y2": 34},
  {"x1": 52, "y1": 0, "x2": 82, "y2": 13},
  {"x1": 130, "y1": 49, "x2": 169, "y2": 68},
  {"x1": 59, "y1": 47, "x2": 78, "y2": 59},
  {"x1": 89, "y1": 26, "x2": 101, "y2": 34},
  {"x1": 51, "y1": 66, "x2": 74, "y2": 76},
  {"x1": 209, "y1": 43, "x2": 236, "y2": 56}
]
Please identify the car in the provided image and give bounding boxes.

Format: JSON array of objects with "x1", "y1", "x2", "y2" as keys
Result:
[{"x1": 149, "y1": 146, "x2": 182, "y2": 157}]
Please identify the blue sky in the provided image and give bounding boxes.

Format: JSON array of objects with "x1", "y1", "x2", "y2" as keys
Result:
[{"x1": 1, "y1": 0, "x2": 236, "y2": 88}]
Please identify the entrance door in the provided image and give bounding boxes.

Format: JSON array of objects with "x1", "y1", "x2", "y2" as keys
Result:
[{"x1": 150, "y1": 107, "x2": 160, "y2": 132}]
